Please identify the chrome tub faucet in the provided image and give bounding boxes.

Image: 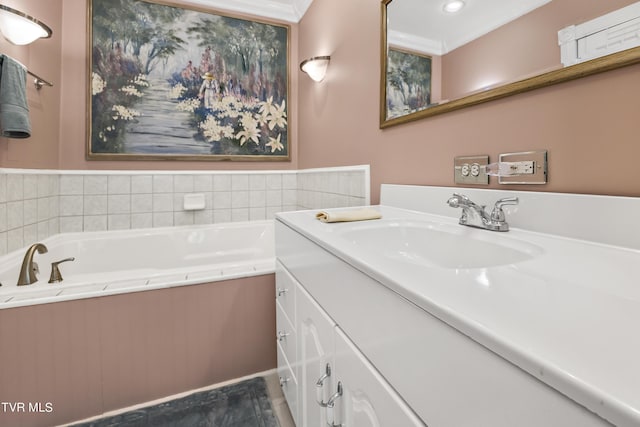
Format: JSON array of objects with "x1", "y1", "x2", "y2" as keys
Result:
[
  {"x1": 447, "y1": 193, "x2": 518, "y2": 232},
  {"x1": 17, "y1": 243, "x2": 48, "y2": 286}
]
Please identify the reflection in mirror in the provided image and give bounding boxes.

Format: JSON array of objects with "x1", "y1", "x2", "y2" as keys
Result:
[{"x1": 381, "y1": 0, "x2": 640, "y2": 128}]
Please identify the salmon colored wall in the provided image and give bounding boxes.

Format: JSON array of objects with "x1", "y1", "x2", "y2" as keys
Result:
[
  {"x1": 298, "y1": 0, "x2": 640, "y2": 203},
  {"x1": 0, "y1": 275, "x2": 276, "y2": 427},
  {"x1": 442, "y1": 0, "x2": 633, "y2": 100},
  {"x1": 0, "y1": 0, "x2": 62, "y2": 169},
  {"x1": 59, "y1": 0, "x2": 299, "y2": 171}
]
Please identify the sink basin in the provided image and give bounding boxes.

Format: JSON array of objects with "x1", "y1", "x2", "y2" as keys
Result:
[{"x1": 339, "y1": 220, "x2": 543, "y2": 269}]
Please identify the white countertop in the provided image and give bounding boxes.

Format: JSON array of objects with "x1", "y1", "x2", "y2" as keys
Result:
[{"x1": 276, "y1": 205, "x2": 640, "y2": 427}]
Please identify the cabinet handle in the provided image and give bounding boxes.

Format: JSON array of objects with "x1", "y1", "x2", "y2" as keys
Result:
[
  {"x1": 277, "y1": 287, "x2": 288, "y2": 297},
  {"x1": 279, "y1": 376, "x2": 290, "y2": 387},
  {"x1": 277, "y1": 330, "x2": 290, "y2": 341},
  {"x1": 326, "y1": 382, "x2": 344, "y2": 427},
  {"x1": 315, "y1": 363, "x2": 332, "y2": 407}
]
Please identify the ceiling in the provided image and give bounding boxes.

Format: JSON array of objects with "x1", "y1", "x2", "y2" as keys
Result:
[
  {"x1": 388, "y1": 0, "x2": 552, "y2": 55},
  {"x1": 180, "y1": 0, "x2": 313, "y2": 22}
]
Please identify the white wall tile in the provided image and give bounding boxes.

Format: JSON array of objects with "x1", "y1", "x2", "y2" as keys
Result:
[
  {"x1": 213, "y1": 175, "x2": 231, "y2": 192},
  {"x1": 37, "y1": 197, "x2": 50, "y2": 222},
  {"x1": 84, "y1": 195, "x2": 108, "y2": 215},
  {"x1": 266, "y1": 190, "x2": 282, "y2": 207},
  {"x1": 131, "y1": 213, "x2": 153, "y2": 229},
  {"x1": 174, "y1": 175, "x2": 194, "y2": 193},
  {"x1": 24, "y1": 175, "x2": 38, "y2": 199},
  {"x1": 131, "y1": 175, "x2": 152, "y2": 194},
  {"x1": 194, "y1": 175, "x2": 212, "y2": 192},
  {"x1": 153, "y1": 212, "x2": 173, "y2": 228},
  {"x1": 108, "y1": 175, "x2": 131, "y2": 194},
  {"x1": 59, "y1": 175, "x2": 83, "y2": 195},
  {"x1": 23, "y1": 224, "x2": 38, "y2": 246},
  {"x1": 108, "y1": 214, "x2": 131, "y2": 230},
  {"x1": 49, "y1": 196, "x2": 59, "y2": 219},
  {"x1": 131, "y1": 194, "x2": 152, "y2": 213},
  {"x1": 7, "y1": 201, "x2": 23, "y2": 229},
  {"x1": 153, "y1": 193, "x2": 173, "y2": 212},
  {"x1": 213, "y1": 209, "x2": 231, "y2": 224},
  {"x1": 232, "y1": 174, "x2": 249, "y2": 191},
  {"x1": 231, "y1": 191, "x2": 249, "y2": 208},
  {"x1": 7, "y1": 228, "x2": 23, "y2": 253},
  {"x1": 23, "y1": 199, "x2": 38, "y2": 225},
  {"x1": 153, "y1": 175, "x2": 173, "y2": 193},
  {"x1": 37, "y1": 221, "x2": 50, "y2": 240},
  {"x1": 84, "y1": 175, "x2": 108, "y2": 195},
  {"x1": 249, "y1": 207, "x2": 266, "y2": 221},
  {"x1": 48, "y1": 218, "x2": 59, "y2": 235},
  {"x1": 7, "y1": 174, "x2": 24, "y2": 201},
  {"x1": 174, "y1": 211, "x2": 194, "y2": 226},
  {"x1": 282, "y1": 174, "x2": 297, "y2": 190},
  {"x1": 60, "y1": 216, "x2": 83, "y2": 234},
  {"x1": 60, "y1": 195, "x2": 83, "y2": 216},
  {"x1": 213, "y1": 192, "x2": 231, "y2": 209},
  {"x1": 108, "y1": 195, "x2": 131, "y2": 214},
  {"x1": 231, "y1": 208, "x2": 249, "y2": 222},
  {"x1": 0, "y1": 203, "x2": 6, "y2": 232},
  {"x1": 84, "y1": 215, "x2": 108, "y2": 232},
  {"x1": 37, "y1": 175, "x2": 52, "y2": 198},
  {"x1": 0, "y1": 232, "x2": 7, "y2": 256},
  {"x1": 194, "y1": 209, "x2": 212, "y2": 225},
  {"x1": 266, "y1": 174, "x2": 282, "y2": 190},
  {"x1": 249, "y1": 191, "x2": 266, "y2": 207},
  {"x1": 249, "y1": 174, "x2": 266, "y2": 190},
  {"x1": 283, "y1": 189, "x2": 297, "y2": 206},
  {"x1": 0, "y1": 174, "x2": 7, "y2": 203}
]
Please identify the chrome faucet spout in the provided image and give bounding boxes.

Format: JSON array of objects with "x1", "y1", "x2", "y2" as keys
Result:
[
  {"x1": 17, "y1": 243, "x2": 48, "y2": 286},
  {"x1": 447, "y1": 193, "x2": 518, "y2": 232}
]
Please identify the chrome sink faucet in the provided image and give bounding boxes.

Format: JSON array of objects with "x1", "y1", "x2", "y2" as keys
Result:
[
  {"x1": 17, "y1": 243, "x2": 48, "y2": 286},
  {"x1": 447, "y1": 193, "x2": 518, "y2": 232}
]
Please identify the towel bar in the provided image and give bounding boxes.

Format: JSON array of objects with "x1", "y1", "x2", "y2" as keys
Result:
[{"x1": 27, "y1": 70, "x2": 53, "y2": 90}]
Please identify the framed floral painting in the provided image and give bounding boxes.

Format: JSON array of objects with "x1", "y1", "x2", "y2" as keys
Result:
[
  {"x1": 88, "y1": 0, "x2": 290, "y2": 161},
  {"x1": 385, "y1": 47, "x2": 431, "y2": 120}
]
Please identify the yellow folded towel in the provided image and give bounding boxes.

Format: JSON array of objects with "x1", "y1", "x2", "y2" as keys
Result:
[{"x1": 315, "y1": 208, "x2": 382, "y2": 223}]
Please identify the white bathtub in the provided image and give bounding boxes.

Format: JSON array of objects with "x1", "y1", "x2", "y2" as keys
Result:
[{"x1": 0, "y1": 220, "x2": 275, "y2": 309}]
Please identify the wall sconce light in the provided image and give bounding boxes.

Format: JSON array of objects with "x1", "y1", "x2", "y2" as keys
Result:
[
  {"x1": 300, "y1": 56, "x2": 330, "y2": 82},
  {"x1": 0, "y1": 4, "x2": 52, "y2": 45}
]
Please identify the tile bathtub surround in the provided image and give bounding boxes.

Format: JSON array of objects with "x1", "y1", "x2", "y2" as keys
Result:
[{"x1": 0, "y1": 166, "x2": 369, "y2": 255}]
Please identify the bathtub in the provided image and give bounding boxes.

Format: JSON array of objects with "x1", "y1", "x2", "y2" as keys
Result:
[{"x1": 0, "y1": 220, "x2": 274, "y2": 309}]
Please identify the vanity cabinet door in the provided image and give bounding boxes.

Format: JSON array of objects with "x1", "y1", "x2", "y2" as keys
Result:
[
  {"x1": 297, "y1": 280, "x2": 337, "y2": 427},
  {"x1": 330, "y1": 326, "x2": 425, "y2": 427}
]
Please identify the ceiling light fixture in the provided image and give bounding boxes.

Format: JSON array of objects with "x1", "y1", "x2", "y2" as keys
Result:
[
  {"x1": 443, "y1": 0, "x2": 466, "y2": 14},
  {"x1": 300, "y1": 56, "x2": 330, "y2": 82},
  {"x1": 0, "y1": 4, "x2": 52, "y2": 45}
]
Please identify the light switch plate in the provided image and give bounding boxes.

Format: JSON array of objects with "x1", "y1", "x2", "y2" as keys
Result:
[
  {"x1": 498, "y1": 150, "x2": 547, "y2": 184},
  {"x1": 454, "y1": 155, "x2": 489, "y2": 185}
]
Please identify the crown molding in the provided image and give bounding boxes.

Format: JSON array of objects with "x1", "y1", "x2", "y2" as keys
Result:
[{"x1": 182, "y1": 0, "x2": 313, "y2": 23}]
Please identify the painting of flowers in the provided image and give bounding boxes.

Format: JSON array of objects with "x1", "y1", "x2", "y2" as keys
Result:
[
  {"x1": 386, "y1": 47, "x2": 431, "y2": 120},
  {"x1": 88, "y1": 0, "x2": 289, "y2": 160}
]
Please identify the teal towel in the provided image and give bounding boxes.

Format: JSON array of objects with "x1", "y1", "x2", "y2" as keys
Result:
[{"x1": 0, "y1": 55, "x2": 31, "y2": 138}]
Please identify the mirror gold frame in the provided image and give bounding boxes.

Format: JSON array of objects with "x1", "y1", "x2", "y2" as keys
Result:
[{"x1": 380, "y1": 0, "x2": 640, "y2": 129}]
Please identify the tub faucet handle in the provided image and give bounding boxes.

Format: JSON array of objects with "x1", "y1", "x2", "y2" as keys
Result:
[{"x1": 48, "y1": 257, "x2": 75, "y2": 284}]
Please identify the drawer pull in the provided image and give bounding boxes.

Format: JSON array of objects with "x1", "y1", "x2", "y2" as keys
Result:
[
  {"x1": 277, "y1": 287, "x2": 288, "y2": 297},
  {"x1": 316, "y1": 363, "x2": 332, "y2": 407},
  {"x1": 277, "y1": 330, "x2": 290, "y2": 341},
  {"x1": 279, "y1": 376, "x2": 290, "y2": 387},
  {"x1": 326, "y1": 382, "x2": 344, "y2": 427}
]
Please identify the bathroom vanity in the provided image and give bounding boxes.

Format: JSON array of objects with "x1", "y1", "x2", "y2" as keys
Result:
[{"x1": 274, "y1": 185, "x2": 640, "y2": 427}]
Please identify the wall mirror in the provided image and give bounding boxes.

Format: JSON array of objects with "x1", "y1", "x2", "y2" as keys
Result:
[{"x1": 381, "y1": 0, "x2": 640, "y2": 128}]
